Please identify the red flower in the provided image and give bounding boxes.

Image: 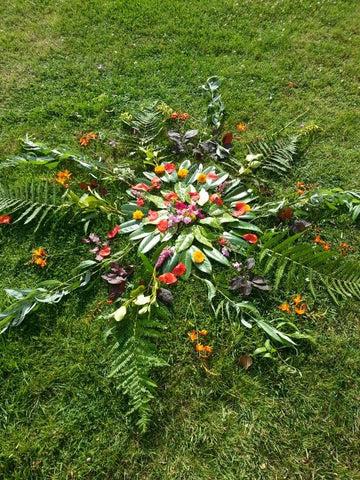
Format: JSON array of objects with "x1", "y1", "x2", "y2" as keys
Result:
[
  {"x1": 106, "y1": 225, "x2": 120, "y2": 238},
  {"x1": 136, "y1": 198, "x2": 145, "y2": 207},
  {"x1": 157, "y1": 220, "x2": 169, "y2": 233},
  {"x1": 171, "y1": 112, "x2": 179, "y2": 119},
  {"x1": 209, "y1": 193, "x2": 223, "y2": 206},
  {"x1": 206, "y1": 172, "x2": 218, "y2": 180},
  {"x1": 180, "y1": 113, "x2": 189, "y2": 120},
  {"x1": 148, "y1": 210, "x2": 159, "y2": 222},
  {"x1": 151, "y1": 177, "x2": 161, "y2": 189},
  {"x1": 218, "y1": 237, "x2": 227, "y2": 246},
  {"x1": 164, "y1": 192, "x2": 178, "y2": 202},
  {"x1": 172, "y1": 263, "x2": 187, "y2": 277},
  {"x1": 164, "y1": 163, "x2": 176, "y2": 173},
  {"x1": 158, "y1": 272, "x2": 178, "y2": 285},
  {"x1": 189, "y1": 192, "x2": 200, "y2": 202},
  {"x1": 98, "y1": 245, "x2": 111, "y2": 257},
  {"x1": 132, "y1": 183, "x2": 151, "y2": 191},
  {"x1": 242, "y1": 234, "x2": 258, "y2": 244},
  {"x1": 0, "y1": 215, "x2": 11, "y2": 224}
]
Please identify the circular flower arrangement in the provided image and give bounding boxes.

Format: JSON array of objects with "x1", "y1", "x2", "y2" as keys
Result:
[{"x1": 119, "y1": 159, "x2": 261, "y2": 280}]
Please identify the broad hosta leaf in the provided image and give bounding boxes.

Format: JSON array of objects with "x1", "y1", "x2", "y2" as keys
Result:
[
  {"x1": 193, "y1": 225, "x2": 213, "y2": 248},
  {"x1": 203, "y1": 247, "x2": 230, "y2": 266},
  {"x1": 175, "y1": 230, "x2": 194, "y2": 253},
  {"x1": 138, "y1": 232, "x2": 161, "y2": 254}
]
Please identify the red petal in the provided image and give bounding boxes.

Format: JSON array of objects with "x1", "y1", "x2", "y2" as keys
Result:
[
  {"x1": 172, "y1": 263, "x2": 187, "y2": 277},
  {"x1": 106, "y1": 225, "x2": 120, "y2": 238},
  {"x1": 132, "y1": 183, "x2": 151, "y2": 191},
  {"x1": 0, "y1": 215, "x2": 11, "y2": 224},
  {"x1": 99, "y1": 245, "x2": 111, "y2": 257},
  {"x1": 164, "y1": 163, "x2": 176, "y2": 173},
  {"x1": 242, "y1": 234, "x2": 258, "y2": 244},
  {"x1": 158, "y1": 273, "x2": 178, "y2": 285},
  {"x1": 157, "y1": 220, "x2": 169, "y2": 233}
]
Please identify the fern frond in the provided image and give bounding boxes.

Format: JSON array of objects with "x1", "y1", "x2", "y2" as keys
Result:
[
  {"x1": 259, "y1": 231, "x2": 360, "y2": 301},
  {"x1": 0, "y1": 180, "x2": 71, "y2": 231},
  {"x1": 119, "y1": 104, "x2": 165, "y2": 149},
  {"x1": 107, "y1": 311, "x2": 167, "y2": 432},
  {"x1": 248, "y1": 135, "x2": 299, "y2": 175}
]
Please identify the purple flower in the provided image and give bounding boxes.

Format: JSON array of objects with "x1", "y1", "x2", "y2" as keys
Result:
[
  {"x1": 183, "y1": 217, "x2": 192, "y2": 224},
  {"x1": 221, "y1": 247, "x2": 230, "y2": 257},
  {"x1": 232, "y1": 262, "x2": 242, "y2": 271},
  {"x1": 155, "y1": 248, "x2": 174, "y2": 268}
]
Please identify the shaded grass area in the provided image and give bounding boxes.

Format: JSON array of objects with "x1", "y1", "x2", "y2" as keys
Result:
[{"x1": 1, "y1": 0, "x2": 360, "y2": 479}]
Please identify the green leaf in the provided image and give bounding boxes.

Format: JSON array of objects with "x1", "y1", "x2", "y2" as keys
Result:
[
  {"x1": 193, "y1": 225, "x2": 213, "y2": 248},
  {"x1": 145, "y1": 193, "x2": 166, "y2": 208},
  {"x1": 203, "y1": 247, "x2": 230, "y2": 266},
  {"x1": 175, "y1": 230, "x2": 194, "y2": 253},
  {"x1": 202, "y1": 279, "x2": 216, "y2": 304},
  {"x1": 120, "y1": 219, "x2": 143, "y2": 233},
  {"x1": 138, "y1": 232, "x2": 161, "y2": 254},
  {"x1": 179, "y1": 250, "x2": 192, "y2": 280}
]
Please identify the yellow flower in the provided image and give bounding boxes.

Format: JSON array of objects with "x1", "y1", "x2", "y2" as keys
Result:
[
  {"x1": 193, "y1": 250, "x2": 205, "y2": 264},
  {"x1": 197, "y1": 173, "x2": 207, "y2": 183},
  {"x1": 292, "y1": 294, "x2": 302, "y2": 306},
  {"x1": 237, "y1": 122, "x2": 247, "y2": 132},
  {"x1": 187, "y1": 330, "x2": 198, "y2": 342},
  {"x1": 178, "y1": 169, "x2": 189, "y2": 178},
  {"x1": 154, "y1": 165, "x2": 165, "y2": 175},
  {"x1": 133, "y1": 210, "x2": 144, "y2": 220}
]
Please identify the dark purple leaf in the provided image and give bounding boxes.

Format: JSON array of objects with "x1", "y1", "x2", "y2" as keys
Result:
[
  {"x1": 291, "y1": 219, "x2": 311, "y2": 233},
  {"x1": 157, "y1": 288, "x2": 174, "y2": 305},
  {"x1": 244, "y1": 258, "x2": 256, "y2": 270}
]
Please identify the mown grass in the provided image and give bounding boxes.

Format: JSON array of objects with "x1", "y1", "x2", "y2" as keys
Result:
[{"x1": 1, "y1": 0, "x2": 360, "y2": 479}]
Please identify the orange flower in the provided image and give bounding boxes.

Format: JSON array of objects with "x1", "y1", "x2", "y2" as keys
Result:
[
  {"x1": 292, "y1": 294, "x2": 302, "y2": 306},
  {"x1": 203, "y1": 345, "x2": 213, "y2": 354},
  {"x1": 294, "y1": 303, "x2": 307, "y2": 315},
  {"x1": 171, "y1": 112, "x2": 179, "y2": 119},
  {"x1": 79, "y1": 132, "x2": 98, "y2": 147},
  {"x1": 193, "y1": 251, "x2": 205, "y2": 264},
  {"x1": 314, "y1": 234, "x2": 325, "y2": 244},
  {"x1": 278, "y1": 302, "x2": 291, "y2": 314},
  {"x1": 209, "y1": 193, "x2": 223, "y2": 206},
  {"x1": 323, "y1": 242, "x2": 331, "y2": 251},
  {"x1": 154, "y1": 165, "x2": 166, "y2": 175},
  {"x1": 33, "y1": 247, "x2": 47, "y2": 257},
  {"x1": 33, "y1": 257, "x2": 47, "y2": 268},
  {"x1": 178, "y1": 169, "x2": 189, "y2": 178},
  {"x1": 237, "y1": 122, "x2": 247, "y2": 132},
  {"x1": 158, "y1": 272, "x2": 178, "y2": 285},
  {"x1": 188, "y1": 330, "x2": 198, "y2": 342},
  {"x1": 180, "y1": 113, "x2": 189, "y2": 120},
  {"x1": 133, "y1": 210, "x2": 144, "y2": 220},
  {"x1": 199, "y1": 330, "x2": 207, "y2": 336},
  {"x1": 197, "y1": 173, "x2": 207, "y2": 183},
  {"x1": 195, "y1": 343, "x2": 204, "y2": 352},
  {"x1": 56, "y1": 170, "x2": 72, "y2": 188},
  {"x1": 157, "y1": 220, "x2": 169, "y2": 233}
]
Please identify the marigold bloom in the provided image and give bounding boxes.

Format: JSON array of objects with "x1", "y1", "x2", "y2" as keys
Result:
[
  {"x1": 178, "y1": 169, "x2": 189, "y2": 178},
  {"x1": 157, "y1": 220, "x2": 169, "y2": 233},
  {"x1": 133, "y1": 210, "x2": 144, "y2": 220},
  {"x1": 242, "y1": 233, "x2": 258, "y2": 244},
  {"x1": 197, "y1": 173, "x2": 207, "y2": 183},
  {"x1": 154, "y1": 165, "x2": 166, "y2": 175},
  {"x1": 292, "y1": 293, "x2": 302, "y2": 306},
  {"x1": 237, "y1": 122, "x2": 247, "y2": 132},
  {"x1": 188, "y1": 330, "x2": 198, "y2": 342},
  {"x1": 294, "y1": 303, "x2": 307, "y2": 315},
  {"x1": 193, "y1": 250, "x2": 205, "y2": 264},
  {"x1": 0, "y1": 215, "x2": 11, "y2": 224},
  {"x1": 278, "y1": 302, "x2": 291, "y2": 314},
  {"x1": 172, "y1": 262, "x2": 187, "y2": 277},
  {"x1": 158, "y1": 272, "x2": 178, "y2": 285}
]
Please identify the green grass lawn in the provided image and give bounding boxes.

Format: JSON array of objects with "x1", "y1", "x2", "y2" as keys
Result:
[{"x1": 1, "y1": 1, "x2": 360, "y2": 479}]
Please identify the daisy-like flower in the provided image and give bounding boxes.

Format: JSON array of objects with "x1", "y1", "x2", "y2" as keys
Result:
[
  {"x1": 197, "y1": 173, "x2": 207, "y2": 183},
  {"x1": 193, "y1": 250, "x2": 205, "y2": 263}
]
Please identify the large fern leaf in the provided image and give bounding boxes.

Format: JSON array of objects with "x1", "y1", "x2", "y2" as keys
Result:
[
  {"x1": 259, "y1": 231, "x2": 360, "y2": 302},
  {"x1": 119, "y1": 104, "x2": 165, "y2": 150},
  {"x1": 106, "y1": 311, "x2": 167, "y2": 432},
  {"x1": 248, "y1": 135, "x2": 299, "y2": 175},
  {"x1": 0, "y1": 180, "x2": 71, "y2": 231}
]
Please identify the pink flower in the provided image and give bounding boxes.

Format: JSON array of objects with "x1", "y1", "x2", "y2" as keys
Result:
[
  {"x1": 164, "y1": 192, "x2": 178, "y2": 202},
  {"x1": 132, "y1": 183, "x2": 151, "y2": 191},
  {"x1": 189, "y1": 192, "x2": 200, "y2": 202},
  {"x1": 206, "y1": 172, "x2": 218, "y2": 180},
  {"x1": 151, "y1": 177, "x2": 161, "y2": 189},
  {"x1": 136, "y1": 198, "x2": 145, "y2": 207},
  {"x1": 147, "y1": 210, "x2": 159, "y2": 222},
  {"x1": 164, "y1": 163, "x2": 176, "y2": 173},
  {"x1": 98, "y1": 245, "x2": 111, "y2": 257}
]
